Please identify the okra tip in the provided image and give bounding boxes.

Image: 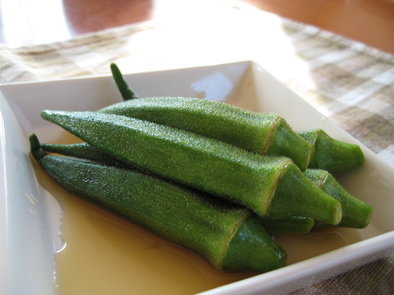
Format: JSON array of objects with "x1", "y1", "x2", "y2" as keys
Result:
[
  {"x1": 266, "y1": 117, "x2": 313, "y2": 171},
  {"x1": 41, "y1": 109, "x2": 59, "y2": 120},
  {"x1": 29, "y1": 133, "x2": 47, "y2": 160},
  {"x1": 316, "y1": 170, "x2": 373, "y2": 229},
  {"x1": 110, "y1": 63, "x2": 139, "y2": 101}
]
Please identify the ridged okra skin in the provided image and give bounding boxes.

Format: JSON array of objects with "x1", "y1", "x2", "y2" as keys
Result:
[
  {"x1": 30, "y1": 134, "x2": 287, "y2": 273},
  {"x1": 41, "y1": 142, "x2": 131, "y2": 168},
  {"x1": 298, "y1": 129, "x2": 365, "y2": 173},
  {"x1": 108, "y1": 63, "x2": 364, "y2": 174},
  {"x1": 260, "y1": 216, "x2": 314, "y2": 234},
  {"x1": 40, "y1": 142, "x2": 315, "y2": 234},
  {"x1": 304, "y1": 169, "x2": 373, "y2": 229},
  {"x1": 100, "y1": 97, "x2": 312, "y2": 171},
  {"x1": 43, "y1": 142, "x2": 370, "y2": 231},
  {"x1": 41, "y1": 110, "x2": 342, "y2": 225}
]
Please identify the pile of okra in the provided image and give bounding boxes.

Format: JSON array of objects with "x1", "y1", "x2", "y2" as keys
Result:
[{"x1": 30, "y1": 64, "x2": 372, "y2": 274}]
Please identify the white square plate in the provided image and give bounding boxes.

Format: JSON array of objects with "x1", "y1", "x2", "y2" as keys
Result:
[{"x1": 1, "y1": 61, "x2": 393, "y2": 295}]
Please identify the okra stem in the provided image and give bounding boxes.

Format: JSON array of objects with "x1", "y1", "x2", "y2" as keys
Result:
[
  {"x1": 41, "y1": 110, "x2": 342, "y2": 225},
  {"x1": 30, "y1": 134, "x2": 287, "y2": 273},
  {"x1": 267, "y1": 161, "x2": 342, "y2": 224},
  {"x1": 298, "y1": 129, "x2": 365, "y2": 173},
  {"x1": 304, "y1": 169, "x2": 373, "y2": 229}
]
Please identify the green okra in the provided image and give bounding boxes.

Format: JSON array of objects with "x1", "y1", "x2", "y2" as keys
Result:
[
  {"x1": 40, "y1": 141, "x2": 316, "y2": 234},
  {"x1": 304, "y1": 169, "x2": 373, "y2": 229},
  {"x1": 41, "y1": 110, "x2": 342, "y2": 225},
  {"x1": 107, "y1": 64, "x2": 364, "y2": 173},
  {"x1": 43, "y1": 141, "x2": 370, "y2": 230},
  {"x1": 30, "y1": 134, "x2": 286, "y2": 273},
  {"x1": 100, "y1": 97, "x2": 312, "y2": 171},
  {"x1": 261, "y1": 216, "x2": 315, "y2": 234},
  {"x1": 298, "y1": 129, "x2": 365, "y2": 173},
  {"x1": 41, "y1": 141, "x2": 130, "y2": 168}
]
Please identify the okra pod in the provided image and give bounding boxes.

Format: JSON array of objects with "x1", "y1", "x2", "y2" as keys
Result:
[
  {"x1": 41, "y1": 141, "x2": 130, "y2": 168},
  {"x1": 261, "y1": 216, "x2": 315, "y2": 234},
  {"x1": 298, "y1": 129, "x2": 364, "y2": 173},
  {"x1": 100, "y1": 97, "x2": 312, "y2": 171},
  {"x1": 108, "y1": 64, "x2": 364, "y2": 173},
  {"x1": 41, "y1": 110, "x2": 342, "y2": 225},
  {"x1": 30, "y1": 134, "x2": 286, "y2": 273},
  {"x1": 40, "y1": 141, "x2": 315, "y2": 234},
  {"x1": 42, "y1": 142, "x2": 367, "y2": 230},
  {"x1": 304, "y1": 169, "x2": 373, "y2": 229}
]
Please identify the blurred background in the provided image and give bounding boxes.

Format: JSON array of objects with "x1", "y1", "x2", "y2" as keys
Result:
[{"x1": 0, "y1": 0, "x2": 393, "y2": 54}]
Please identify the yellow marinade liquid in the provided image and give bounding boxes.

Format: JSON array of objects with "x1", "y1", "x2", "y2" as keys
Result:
[
  {"x1": 32, "y1": 160, "x2": 254, "y2": 295},
  {"x1": 31, "y1": 149, "x2": 364, "y2": 295}
]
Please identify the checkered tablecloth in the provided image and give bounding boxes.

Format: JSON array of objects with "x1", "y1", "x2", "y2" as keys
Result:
[{"x1": 1, "y1": 1, "x2": 393, "y2": 294}]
